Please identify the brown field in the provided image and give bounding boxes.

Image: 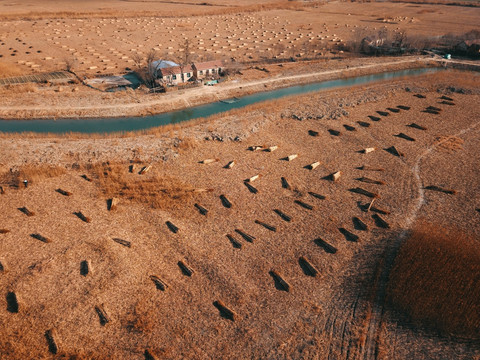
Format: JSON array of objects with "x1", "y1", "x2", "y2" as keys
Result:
[
  {"x1": 1, "y1": 1, "x2": 480, "y2": 359},
  {"x1": 0, "y1": 0, "x2": 479, "y2": 76},
  {"x1": 1, "y1": 69, "x2": 480, "y2": 359},
  {"x1": 387, "y1": 221, "x2": 480, "y2": 339}
]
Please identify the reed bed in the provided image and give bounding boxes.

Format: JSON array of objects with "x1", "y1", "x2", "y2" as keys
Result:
[{"x1": 387, "y1": 221, "x2": 480, "y2": 339}]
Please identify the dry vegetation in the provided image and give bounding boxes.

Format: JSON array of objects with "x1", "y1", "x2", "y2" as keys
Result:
[
  {"x1": 391, "y1": 0, "x2": 480, "y2": 7},
  {"x1": 0, "y1": 63, "x2": 23, "y2": 78},
  {"x1": 0, "y1": 2, "x2": 310, "y2": 21},
  {"x1": 0, "y1": 73, "x2": 479, "y2": 359},
  {"x1": 387, "y1": 221, "x2": 480, "y2": 339},
  {"x1": 87, "y1": 162, "x2": 204, "y2": 210},
  {"x1": 0, "y1": 164, "x2": 66, "y2": 188}
]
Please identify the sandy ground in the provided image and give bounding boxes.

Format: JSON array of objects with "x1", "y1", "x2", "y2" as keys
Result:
[
  {"x1": 0, "y1": 1, "x2": 478, "y2": 76},
  {"x1": 0, "y1": 70, "x2": 479, "y2": 359}
]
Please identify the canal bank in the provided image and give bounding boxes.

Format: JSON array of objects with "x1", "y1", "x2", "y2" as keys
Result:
[
  {"x1": 0, "y1": 57, "x2": 438, "y2": 123},
  {"x1": 0, "y1": 67, "x2": 442, "y2": 134}
]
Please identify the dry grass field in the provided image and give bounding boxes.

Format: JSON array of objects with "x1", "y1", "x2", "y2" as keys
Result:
[
  {"x1": 1, "y1": 69, "x2": 479, "y2": 359},
  {"x1": 0, "y1": 1, "x2": 479, "y2": 359},
  {"x1": 0, "y1": 0, "x2": 478, "y2": 76}
]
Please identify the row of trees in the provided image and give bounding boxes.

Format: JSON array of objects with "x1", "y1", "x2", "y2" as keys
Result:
[{"x1": 346, "y1": 28, "x2": 480, "y2": 56}]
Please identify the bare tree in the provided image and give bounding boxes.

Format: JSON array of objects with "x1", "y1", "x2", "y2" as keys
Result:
[
  {"x1": 145, "y1": 49, "x2": 165, "y2": 87},
  {"x1": 346, "y1": 28, "x2": 369, "y2": 54},
  {"x1": 300, "y1": 40, "x2": 313, "y2": 58},
  {"x1": 64, "y1": 56, "x2": 78, "y2": 72},
  {"x1": 131, "y1": 53, "x2": 144, "y2": 69},
  {"x1": 287, "y1": 44, "x2": 298, "y2": 60},
  {"x1": 172, "y1": 38, "x2": 195, "y2": 83},
  {"x1": 273, "y1": 43, "x2": 286, "y2": 60},
  {"x1": 393, "y1": 30, "x2": 407, "y2": 48},
  {"x1": 129, "y1": 49, "x2": 170, "y2": 88}
]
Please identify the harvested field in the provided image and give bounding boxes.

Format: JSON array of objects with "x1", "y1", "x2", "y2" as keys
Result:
[{"x1": 0, "y1": 0, "x2": 478, "y2": 78}]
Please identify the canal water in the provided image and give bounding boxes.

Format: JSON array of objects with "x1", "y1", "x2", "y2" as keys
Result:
[{"x1": 0, "y1": 67, "x2": 440, "y2": 134}]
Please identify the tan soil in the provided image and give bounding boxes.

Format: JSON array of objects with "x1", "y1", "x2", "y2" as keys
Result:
[{"x1": 0, "y1": 70, "x2": 479, "y2": 359}]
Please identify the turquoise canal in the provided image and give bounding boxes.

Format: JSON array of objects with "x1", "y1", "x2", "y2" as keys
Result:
[{"x1": 0, "y1": 67, "x2": 440, "y2": 134}]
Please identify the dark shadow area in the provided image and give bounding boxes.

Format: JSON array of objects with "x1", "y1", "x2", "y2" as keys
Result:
[
  {"x1": 112, "y1": 238, "x2": 131, "y2": 248},
  {"x1": 313, "y1": 237, "x2": 337, "y2": 254},
  {"x1": 194, "y1": 203, "x2": 208, "y2": 216},
  {"x1": 339, "y1": 227, "x2": 359, "y2": 242},
  {"x1": 328, "y1": 129, "x2": 341, "y2": 136},
  {"x1": 213, "y1": 301, "x2": 235, "y2": 321},
  {"x1": 407, "y1": 123, "x2": 427, "y2": 130},
  {"x1": 56, "y1": 188, "x2": 72, "y2": 196},
  {"x1": 255, "y1": 220, "x2": 276, "y2": 232},
  {"x1": 394, "y1": 133, "x2": 416, "y2": 142},
  {"x1": 18, "y1": 207, "x2": 34, "y2": 217},
  {"x1": 244, "y1": 181, "x2": 258, "y2": 194},
  {"x1": 372, "y1": 214, "x2": 390, "y2": 229},
  {"x1": 220, "y1": 194, "x2": 232, "y2": 208},
  {"x1": 353, "y1": 216, "x2": 368, "y2": 231},
  {"x1": 45, "y1": 330, "x2": 58, "y2": 354},
  {"x1": 274, "y1": 209, "x2": 291, "y2": 222},
  {"x1": 357, "y1": 121, "x2": 371, "y2": 128},
  {"x1": 178, "y1": 261, "x2": 194, "y2": 276},
  {"x1": 384, "y1": 146, "x2": 404, "y2": 157},
  {"x1": 74, "y1": 211, "x2": 91, "y2": 223},
  {"x1": 226, "y1": 234, "x2": 242, "y2": 249},
  {"x1": 6, "y1": 291, "x2": 18, "y2": 313},
  {"x1": 235, "y1": 229, "x2": 255, "y2": 243},
  {"x1": 30, "y1": 233, "x2": 50, "y2": 243},
  {"x1": 166, "y1": 221, "x2": 179, "y2": 234},
  {"x1": 95, "y1": 305, "x2": 109, "y2": 326},
  {"x1": 269, "y1": 270, "x2": 290, "y2": 292},
  {"x1": 298, "y1": 257, "x2": 318, "y2": 277},
  {"x1": 80, "y1": 260, "x2": 89, "y2": 276}
]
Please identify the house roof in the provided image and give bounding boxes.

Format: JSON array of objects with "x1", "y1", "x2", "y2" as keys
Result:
[
  {"x1": 193, "y1": 60, "x2": 223, "y2": 71},
  {"x1": 150, "y1": 59, "x2": 178, "y2": 69},
  {"x1": 160, "y1": 65, "x2": 193, "y2": 76}
]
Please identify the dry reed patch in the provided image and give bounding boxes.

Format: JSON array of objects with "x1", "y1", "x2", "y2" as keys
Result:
[
  {"x1": 0, "y1": 83, "x2": 38, "y2": 94},
  {"x1": 0, "y1": 164, "x2": 66, "y2": 188},
  {"x1": 0, "y1": 2, "x2": 308, "y2": 21},
  {"x1": 386, "y1": 221, "x2": 480, "y2": 339},
  {"x1": 428, "y1": 70, "x2": 480, "y2": 92},
  {"x1": 88, "y1": 163, "x2": 200, "y2": 210},
  {"x1": 434, "y1": 135, "x2": 464, "y2": 153},
  {"x1": 0, "y1": 62, "x2": 22, "y2": 78},
  {"x1": 175, "y1": 136, "x2": 198, "y2": 153}
]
